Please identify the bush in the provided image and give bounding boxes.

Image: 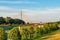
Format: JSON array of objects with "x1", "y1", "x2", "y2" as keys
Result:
[
  {"x1": 20, "y1": 27, "x2": 28, "y2": 40},
  {"x1": 8, "y1": 23, "x2": 59, "y2": 40},
  {"x1": 0, "y1": 28, "x2": 5, "y2": 40},
  {"x1": 8, "y1": 27, "x2": 21, "y2": 40},
  {"x1": 34, "y1": 27, "x2": 41, "y2": 38},
  {"x1": 44, "y1": 24, "x2": 50, "y2": 33}
]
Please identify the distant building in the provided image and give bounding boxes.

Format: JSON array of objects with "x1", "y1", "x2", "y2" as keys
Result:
[
  {"x1": 31, "y1": 23, "x2": 44, "y2": 28},
  {"x1": 38, "y1": 24, "x2": 44, "y2": 28}
]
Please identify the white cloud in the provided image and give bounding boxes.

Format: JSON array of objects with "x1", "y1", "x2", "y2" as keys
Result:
[
  {"x1": 0, "y1": 12, "x2": 18, "y2": 17},
  {"x1": 0, "y1": 6, "x2": 19, "y2": 17},
  {"x1": 0, "y1": 6, "x2": 14, "y2": 10},
  {"x1": 0, "y1": 6, "x2": 19, "y2": 12},
  {"x1": 21, "y1": 8, "x2": 60, "y2": 23},
  {"x1": 0, "y1": 6, "x2": 60, "y2": 23}
]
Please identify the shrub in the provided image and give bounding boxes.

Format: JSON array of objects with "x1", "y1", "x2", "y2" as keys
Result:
[
  {"x1": 0, "y1": 28, "x2": 5, "y2": 40},
  {"x1": 8, "y1": 27, "x2": 21, "y2": 40}
]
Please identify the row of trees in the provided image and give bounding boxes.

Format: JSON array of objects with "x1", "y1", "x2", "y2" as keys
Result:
[
  {"x1": 0, "y1": 28, "x2": 6, "y2": 40},
  {"x1": 0, "y1": 17, "x2": 25, "y2": 24},
  {"x1": 8, "y1": 22, "x2": 59, "y2": 40},
  {"x1": 0, "y1": 22, "x2": 59, "y2": 40}
]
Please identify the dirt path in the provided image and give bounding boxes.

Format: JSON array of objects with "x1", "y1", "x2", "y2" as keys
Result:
[{"x1": 43, "y1": 31, "x2": 60, "y2": 40}]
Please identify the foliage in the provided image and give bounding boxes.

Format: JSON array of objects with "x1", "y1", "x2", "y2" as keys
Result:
[
  {"x1": 19, "y1": 22, "x2": 59, "y2": 40},
  {"x1": 8, "y1": 27, "x2": 21, "y2": 40},
  {"x1": 0, "y1": 17, "x2": 6, "y2": 24},
  {"x1": 0, "y1": 21, "x2": 60, "y2": 40},
  {"x1": 0, "y1": 28, "x2": 6, "y2": 40},
  {"x1": 0, "y1": 17, "x2": 25, "y2": 24}
]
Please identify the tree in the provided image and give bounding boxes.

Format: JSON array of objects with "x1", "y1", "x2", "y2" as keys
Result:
[
  {"x1": 5, "y1": 17, "x2": 12, "y2": 24},
  {"x1": 0, "y1": 28, "x2": 5, "y2": 40},
  {"x1": 9, "y1": 18, "x2": 25, "y2": 24},
  {"x1": 14, "y1": 19, "x2": 25, "y2": 24},
  {"x1": 20, "y1": 26, "x2": 35, "y2": 40},
  {"x1": 34, "y1": 27, "x2": 41, "y2": 38},
  {"x1": 28, "y1": 26, "x2": 35, "y2": 40},
  {"x1": 20, "y1": 27, "x2": 28, "y2": 40},
  {"x1": 0, "y1": 17, "x2": 25, "y2": 24},
  {"x1": 44, "y1": 23, "x2": 50, "y2": 33},
  {"x1": 5, "y1": 17, "x2": 25, "y2": 24},
  {"x1": 0, "y1": 17, "x2": 6, "y2": 24},
  {"x1": 8, "y1": 27, "x2": 21, "y2": 40}
]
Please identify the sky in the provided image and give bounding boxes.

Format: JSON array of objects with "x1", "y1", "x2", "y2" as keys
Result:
[{"x1": 0, "y1": 0, "x2": 60, "y2": 23}]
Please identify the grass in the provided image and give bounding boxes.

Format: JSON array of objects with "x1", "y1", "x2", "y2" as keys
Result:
[{"x1": 34, "y1": 29, "x2": 60, "y2": 40}]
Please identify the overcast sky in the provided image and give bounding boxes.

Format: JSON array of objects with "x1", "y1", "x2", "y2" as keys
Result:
[{"x1": 0, "y1": 0, "x2": 60, "y2": 23}]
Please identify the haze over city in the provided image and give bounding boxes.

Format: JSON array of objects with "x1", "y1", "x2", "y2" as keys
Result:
[{"x1": 0, "y1": 0, "x2": 60, "y2": 23}]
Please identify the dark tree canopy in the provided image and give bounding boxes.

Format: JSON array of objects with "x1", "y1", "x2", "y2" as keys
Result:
[
  {"x1": 0, "y1": 17, "x2": 6, "y2": 24},
  {"x1": 13, "y1": 19, "x2": 25, "y2": 24},
  {"x1": 0, "y1": 17, "x2": 25, "y2": 24}
]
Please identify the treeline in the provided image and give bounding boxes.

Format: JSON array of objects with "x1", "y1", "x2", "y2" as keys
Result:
[
  {"x1": 0, "y1": 22, "x2": 60, "y2": 40},
  {"x1": 8, "y1": 22, "x2": 60, "y2": 40},
  {"x1": 0, "y1": 17, "x2": 25, "y2": 24}
]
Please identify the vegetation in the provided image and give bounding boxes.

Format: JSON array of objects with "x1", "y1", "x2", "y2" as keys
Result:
[
  {"x1": 7, "y1": 21, "x2": 60, "y2": 40},
  {"x1": 19, "y1": 22, "x2": 59, "y2": 40},
  {"x1": 8, "y1": 27, "x2": 21, "y2": 40},
  {"x1": 0, "y1": 28, "x2": 6, "y2": 40},
  {"x1": 0, "y1": 17, "x2": 60, "y2": 40},
  {"x1": 0, "y1": 17, "x2": 25, "y2": 24}
]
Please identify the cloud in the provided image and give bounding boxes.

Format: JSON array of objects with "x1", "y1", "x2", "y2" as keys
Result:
[
  {"x1": 21, "y1": 8, "x2": 60, "y2": 15},
  {"x1": 0, "y1": 6, "x2": 60, "y2": 23},
  {"x1": 0, "y1": 6, "x2": 19, "y2": 12},
  {"x1": 0, "y1": 6, "x2": 14, "y2": 10},
  {"x1": 21, "y1": 8, "x2": 60, "y2": 23},
  {"x1": 0, "y1": 6, "x2": 19, "y2": 17},
  {"x1": 0, "y1": 1, "x2": 36, "y2": 4}
]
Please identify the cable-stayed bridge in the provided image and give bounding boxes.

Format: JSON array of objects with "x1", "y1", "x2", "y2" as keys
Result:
[{"x1": 10, "y1": 11, "x2": 32, "y2": 23}]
